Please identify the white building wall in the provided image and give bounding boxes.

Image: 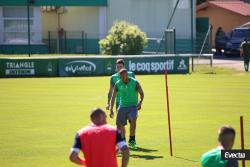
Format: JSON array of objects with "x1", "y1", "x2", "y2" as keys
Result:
[
  {"x1": 42, "y1": 7, "x2": 99, "y2": 39},
  {"x1": 105, "y1": 0, "x2": 196, "y2": 39},
  {"x1": 41, "y1": 0, "x2": 196, "y2": 40},
  {"x1": 33, "y1": 7, "x2": 42, "y2": 43},
  {"x1": 99, "y1": 7, "x2": 107, "y2": 39},
  {"x1": 0, "y1": 6, "x2": 42, "y2": 44},
  {"x1": 0, "y1": 8, "x2": 3, "y2": 43}
]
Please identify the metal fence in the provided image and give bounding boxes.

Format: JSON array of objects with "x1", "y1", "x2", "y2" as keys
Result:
[
  {"x1": 0, "y1": 30, "x2": 212, "y2": 55},
  {"x1": 40, "y1": 25, "x2": 213, "y2": 54},
  {"x1": 144, "y1": 31, "x2": 212, "y2": 54},
  {"x1": 43, "y1": 31, "x2": 86, "y2": 54}
]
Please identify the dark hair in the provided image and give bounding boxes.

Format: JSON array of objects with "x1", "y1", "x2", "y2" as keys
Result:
[
  {"x1": 116, "y1": 59, "x2": 125, "y2": 65},
  {"x1": 90, "y1": 108, "x2": 105, "y2": 121},
  {"x1": 119, "y1": 68, "x2": 127, "y2": 74},
  {"x1": 218, "y1": 126, "x2": 236, "y2": 141},
  {"x1": 244, "y1": 38, "x2": 248, "y2": 43}
]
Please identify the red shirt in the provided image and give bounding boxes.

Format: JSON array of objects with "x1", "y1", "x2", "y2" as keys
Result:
[{"x1": 77, "y1": 124, "x2": 118, "y2": 167}]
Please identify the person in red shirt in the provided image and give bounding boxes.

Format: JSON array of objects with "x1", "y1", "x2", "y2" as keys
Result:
[{"x1": 69, "y1": 108, "x2": 129, "y2": 167}]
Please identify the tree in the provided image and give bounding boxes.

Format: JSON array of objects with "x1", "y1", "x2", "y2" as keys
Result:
[{"x1": 99, "y1": 21, "x2": 148, "y2": 55}]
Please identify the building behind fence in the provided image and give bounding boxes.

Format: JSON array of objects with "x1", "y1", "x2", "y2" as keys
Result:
[{"x1": 0, "y1": 0, "x2": 213, "y2": 55}]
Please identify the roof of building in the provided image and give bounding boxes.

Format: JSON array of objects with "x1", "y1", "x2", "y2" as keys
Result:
[{"x1": 197, "y1": 1, "x2": 250, "y2": 16}]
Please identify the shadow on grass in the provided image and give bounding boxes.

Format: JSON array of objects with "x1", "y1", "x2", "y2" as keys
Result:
[
  {"x1": 129, "y1": 147, "x2": 158, "y2": 153},
  {"x1": 117, "y1": 154, "x2": 163, "y2": 160},
  {"x1": 117, "y1": 147, "x2": 163, "y2": 160},
  {"x1": 130, "y1": 154, "x2": 163, "y2": 160},
  {"x1": 173, "y1": 156, "x2": 199, "y2": 163}
]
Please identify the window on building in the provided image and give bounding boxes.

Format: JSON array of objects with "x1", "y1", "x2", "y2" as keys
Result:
[{"x1": 0, "y1": 7, "x2": 41, "y2": 44}]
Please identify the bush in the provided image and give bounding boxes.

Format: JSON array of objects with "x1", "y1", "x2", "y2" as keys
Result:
[{"x1": 99, "y1": 21, "x2": 148, "y2": 55}]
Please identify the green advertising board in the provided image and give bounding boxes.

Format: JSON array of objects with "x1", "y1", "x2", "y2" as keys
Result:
[
  {"x1": 58, "y1": 55, "x2": 189, "y2": 77},
  {"x1": 0, "y1": 58, "x2": 58, "y2": 77},
  {"x1": 0, "y1": 55, "x2": 189, "y2": 78},
  {"x1": 124, "y1": 56, "x2": 188, "y2": 74}
]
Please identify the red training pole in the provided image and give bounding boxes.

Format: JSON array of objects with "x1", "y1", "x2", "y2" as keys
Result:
[
  {"x1": 240, "y1": 116, "x2": 245, "y2": 167},
  {"x1": 165, "y1": 65, "x2": 173, "y2": 156}
]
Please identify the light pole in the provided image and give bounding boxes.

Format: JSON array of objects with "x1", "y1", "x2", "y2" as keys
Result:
[
  {"x1": 27, "y1": 0, "x2": 30, "y2": 57},
  {"x1": 27, "y1": 0, "x2": 34, "y2": 57},
  {"x1": 191, "y1": 0, "x2": 194, "y2": 54}
]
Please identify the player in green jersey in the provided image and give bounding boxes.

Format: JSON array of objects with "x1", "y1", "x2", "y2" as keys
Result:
[
  {"x1": 201, "y1": 126, "x2": 238, "y2": 167},
  {"x1": 106, "y1": 59, "x2": 135, "y2": 144},
  {"x1": 109, "y1": 69, "x2": 144, "y2": 148},
  {"x1": 240, "y1": 38, "x2": 250, "y2": 72},
  {"x1": 106, "y1": 59, "x2": 135, "y2": 110}
]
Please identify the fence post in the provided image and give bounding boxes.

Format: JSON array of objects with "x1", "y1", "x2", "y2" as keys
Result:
[
  {"x1": 174, "y1": 29, "x2": 176, "y2": 53},
  {"x1": 164, "y1": 29, "x2": 176, "y2": 54},
  {"x1": 85, "y1": 33, "x2": 88, "y2": 54},
  {"x1": 82, "y1": 31, "x2": 85, "y2": 54},
  {"x1": 64, "y1": 31, "x2": 67, "y2": 53},
  {"x1": 209, "y1": 25, "x2": 213, "y2": 53},
  {"x1": 48, "y1": 31, "x2": 51, "y2": 53},
  {"x1": 192, "y1": 56, "x2": 194, "y2": 72}
]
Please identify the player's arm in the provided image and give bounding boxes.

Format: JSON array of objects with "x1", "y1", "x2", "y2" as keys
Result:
[
  {"x1": 109, "y1": 85, "x2": 117, "y2": 118},
  {"x1": 116, "y1": 130, "x2": 130, "y2": 167},
  {"x1": 69, "y1": 134, "x2": 86, "y2": 166},
  {"x1": 106, "y1": 78, "x2": 114, "y2": 110},
  {"x1": 121, "y1": 144, "x2": 129, "y2": 167},
  {"x1": 137, "y1": 82, "x2": 144, "y2": 110}
]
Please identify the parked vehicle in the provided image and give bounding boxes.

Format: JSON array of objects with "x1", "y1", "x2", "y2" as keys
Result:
[
  {"x1": 240, "y1": 22, "x2": 250, "y2": 28},
  {"x1": 224, "y1": 27, "x2": 250, "y2": 56},
  {"x1": 215, "y1": 26, "x2": 250, "y2": 56},
  {"x1": 215, "y1": 35, "x2": 227, "y2": 53}
]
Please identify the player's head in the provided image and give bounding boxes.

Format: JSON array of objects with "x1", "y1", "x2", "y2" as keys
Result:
[
  {"x1": 218, "y1": 125, "x2": 236, "y2": 150},
  {"x1": 90, "y1": 108, "x2": 107, "y2": 125},
  {"x1": 116, "y1": 59, "x2": 125, "y2": 72},
  {"x1": 119, "y1": 68, "x2": 128, "y2": 82}
]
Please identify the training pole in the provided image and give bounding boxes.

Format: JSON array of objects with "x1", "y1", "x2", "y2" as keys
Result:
[
  {"x1": 240, "y1": 116, "x2": 245, "y2": 167},
  {"x1": 165, "y1": 66, "x2": 173, "y2": 156}
]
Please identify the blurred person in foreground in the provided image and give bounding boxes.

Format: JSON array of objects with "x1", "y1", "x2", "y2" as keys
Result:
[
  {"x1": 201, "y1": 125, "x2": 238, "y2": 167},
  {"x1": 69, "y1": 108, "x2": 129, "y2": 167}
]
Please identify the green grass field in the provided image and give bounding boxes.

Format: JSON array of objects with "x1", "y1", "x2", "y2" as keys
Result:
[{"x1": 0, "y1": 68, "x2": 249, "y2": 167}]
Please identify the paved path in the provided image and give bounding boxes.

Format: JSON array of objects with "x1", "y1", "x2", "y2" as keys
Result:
[
  {"x1": 213, "y1": 58, "x2": 244, "y2": 71},
  {"x1": 196, "y1": 57, "x2": 245, "y2": 71}
]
